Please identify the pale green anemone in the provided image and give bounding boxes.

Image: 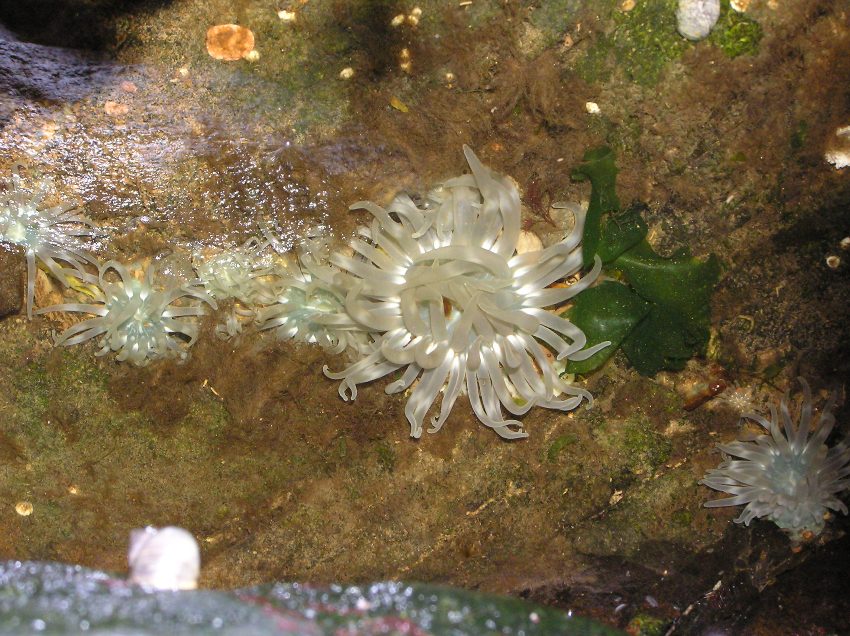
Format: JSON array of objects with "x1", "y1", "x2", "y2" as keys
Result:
[{"x1": 702, "y1": 379, "x2": 850, "y2": 540}]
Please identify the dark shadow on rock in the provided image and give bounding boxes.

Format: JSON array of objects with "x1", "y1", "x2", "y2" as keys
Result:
[
  {"x1": 0, "y1": 0, "x2": 172, "y2": 51},
  {"x1": 0, "y1": 26, "x2": 120, "y2": 105},
  {"x1": 517, "y1": 516, "x2": 850, "y2": 635}
]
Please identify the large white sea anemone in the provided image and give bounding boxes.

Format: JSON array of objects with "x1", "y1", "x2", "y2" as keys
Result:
[
  {"x1": 0, "y1": 168, "x2": 95, "y2": 318},
  {"x1": 701, "y1": 379, "x2": 850, "y2": 540},
  {"x1": 38, "y1": 260, "x2": 216, "y2": 366},
  {"x1": 323, "y1": 146, "x2": 607, "y2": 439}
]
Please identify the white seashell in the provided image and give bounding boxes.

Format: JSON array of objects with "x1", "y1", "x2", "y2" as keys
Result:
[
  {"x1": 676, "y1": 0, "x2": 721, "y2": 41},
  {"x1": 128, "y1": 526, "x2": 201, "y2": 590}
]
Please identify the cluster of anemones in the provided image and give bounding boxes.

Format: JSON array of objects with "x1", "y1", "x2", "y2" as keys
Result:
[
  {"x1": 2, "y1": 149, "x2": 605, "y2": 435},
  {"x1": 1, "y1": 167, "x2": 215, "y2": 365},
  {"x1": 0, "y1": 166, "x2": 95, "y2": 318}
]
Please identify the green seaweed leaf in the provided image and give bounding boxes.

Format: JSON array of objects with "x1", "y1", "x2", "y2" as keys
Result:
[
  {"x1": 611, "y1": 242, "x2": 720, "y2": 375},
  {"x1": 621, "y1": 306, "x2": 708, "y2": 375},
  {"x1": 566, "y1": 146, "x2": 720, "y2": 376},
  {"x1": 571, "y1": 146, "x2": 620, "y2": 268},
  {"x1": 597, "y1": 203, "x2": 648, "y2": 263},
  {"x1": 611, "y1": 242, "x2": 720, "y2": 328},
  {"x1": 563, "y1": 281, "x2": 650, "y2": 375}
]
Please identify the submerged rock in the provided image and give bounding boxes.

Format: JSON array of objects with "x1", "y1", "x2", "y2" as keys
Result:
[{"x1": 0, "y1": 560, "x2": 621, "y2": 635}]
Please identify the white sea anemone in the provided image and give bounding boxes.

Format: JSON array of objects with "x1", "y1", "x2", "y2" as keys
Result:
[
  {"x1": 194, "y1": 238, "x2": 277, "y2": 338},
  {"x1": 194, "y1": 238, "x2": 275, "y2": 305},
  {"x1": 255, "y1": 233, "x2": 370, "y2": 355},
  {"x1": 323, "y1": 146, "x2": 607, "y2": 439},
  {"x1": 0, "y1": 168, "x2": 95, "y2": 318},
  {"x1": 38, "y1": 260, "x2": 216, "y2": 365},
  {"x1": 701, "y1": 379, "x2": 850, "y2": 539}
]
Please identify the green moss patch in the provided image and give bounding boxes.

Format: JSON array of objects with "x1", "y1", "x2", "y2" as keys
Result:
[{"x1": 710, "y1": 1, "x2": 763, "y2": 58}]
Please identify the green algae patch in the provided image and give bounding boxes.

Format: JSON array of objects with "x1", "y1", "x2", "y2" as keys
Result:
[
  {"x1": 527, "y1": 0, "x2": 588, "y2": 49},
  {"x1": 571, "y1": 469, "x2": 699, "y2": 559},
  {"x1": 612, "y1": 0, "x2": 687, "y2": 85},
  {"x1": 545, "y1": 433, "x2": 580, "y2": 463},
  {"x1": 627, "y1": 613, "x2": 668, "y2": 636},
  {"x1": 593, "y1": 417, "x2": 671, "y2": 477},
  {"x1": 710, "y1": 1, "x2": 763, "y2": 58},
  {"x1": 574, "y1": 0, "x2": 687, "y2": 86},
  {"x1": 375, "y1": 440, "x2": 397, "y2": 473},
  {"x1": 622, "y1": 419, "x2": 672, "y2": 475}
]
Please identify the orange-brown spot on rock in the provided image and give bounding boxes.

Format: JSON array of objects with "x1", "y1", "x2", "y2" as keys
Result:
[
  {"x1": 205, "y1": 24, "x2": 255, "y2": 61},
  {"x1": 104, "y1": 100, "x2": 129, "y2": 116}
]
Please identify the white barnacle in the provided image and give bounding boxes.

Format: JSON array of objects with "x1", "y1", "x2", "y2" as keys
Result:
[
  {"x1": 0, "y1": 167, "x2": 96, "y2": 317},
  {"x1": 38, "y1": 260, "x2": 216, "y2": 365},
  {"x1": 701, "y1": 379, "x2": 850, "y2": 539},
  {"x1": 322, "y1": 146, "x2": 608, "y2": 439}
]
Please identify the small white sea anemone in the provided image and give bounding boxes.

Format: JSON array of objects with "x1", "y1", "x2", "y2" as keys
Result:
[
  {"x1": 38, "y1": 260, "x2": 216, "y2": 365},
  {"x1": 701, "y1": 379, "x2": 850, "y2": 540},
  {"x1": 323, "y1": 146, "x2": 607, "y2": 439},
  {"x1": 0, "y1": 167, "x2": 96, "y2": 318},
  {"x1": 193, "y1": 238, "x2": 278, "y2": 338},
  {"x1": 194, "y1": 238, "x2": 276, "y2": 305},
  {"x1": 255, "y1": 233, "x2": 370, "y2": 355}
]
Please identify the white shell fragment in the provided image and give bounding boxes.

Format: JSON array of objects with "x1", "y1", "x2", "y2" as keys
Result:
[
  {"x1": 128, "y1": 526, "x2": 201, "y2": 591},
  {"x1": 676, "y1": 0, "x2": 721, "y2": 41},
  {"x1": 516, "y1": 230, "x2": 543, "y2": 254},
  {"x1": 825, "y1": 125, "x2": 850, "y2": 169}
]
